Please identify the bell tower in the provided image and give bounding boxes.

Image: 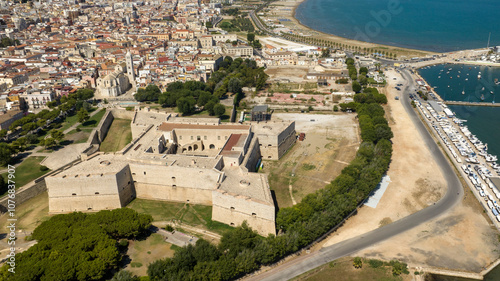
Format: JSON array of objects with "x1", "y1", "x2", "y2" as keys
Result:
[{"x1": 126, "y1": 51, "x2": 136, "y2": 89}]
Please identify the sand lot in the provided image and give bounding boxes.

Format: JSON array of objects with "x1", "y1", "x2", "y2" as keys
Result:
[
  {"x1": 265, "y1": 113, "x2": 359, "y2": 208},
  {"x1": 321, "y1": 70, "x2": 500, "y2": 272}
]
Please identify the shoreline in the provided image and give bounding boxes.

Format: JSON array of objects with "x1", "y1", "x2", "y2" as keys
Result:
[
  {"x1": 266, "y1": 0, "x2": 493, "y2": 59},
  {"x1": 279, "y1": 0, "x2": 434, "y2": 58}
]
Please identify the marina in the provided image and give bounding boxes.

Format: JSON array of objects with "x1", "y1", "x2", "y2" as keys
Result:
[{"x1": 414, "y1": 98, "x2": 500, "y2": 229}]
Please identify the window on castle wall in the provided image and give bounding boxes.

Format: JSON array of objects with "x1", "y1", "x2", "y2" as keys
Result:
[
  {"x1": 252, "y1": 213, "x2": 256, "y2": 217},
  {"x1": 72, "y1": 193, "x2": 76, "y2": 196},
  {"x1": 218, "y1": 136, "x2": 221, "y2": 140},
  {"x1": 95, "y1": 192, "x2": 99, "y2": 195},
  {"x1": 204, "y1": 136, "x2": 207, "y2": 140},
  {"x1": 230, "y1": 207, "x2": 235, "y2": 210},
  {"x1": 191, "y1": 136, "x2": 193, "y2": 140},
  {"x1": 144, "y1": 171, "x2": 146, "y2": 175},
  {"x1": 230, "y1": 223, "x2": 235, "y2": 226},
  {"x1": 179, "y1": 136, "x2": 182, "y2": 140},
  {"x1": 197, "y1": 136, "x2": 201, "y2": 141}
]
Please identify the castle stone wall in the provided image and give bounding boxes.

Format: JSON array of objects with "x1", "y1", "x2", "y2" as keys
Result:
[
  {"x1": 212, "y1": 191, "x2": 275, "y2": 236},
  {"x1": 129, "y1": 163, "x2": 221, "y2": 189},
  {"x1": 97, "y1": 110, "x2": 114, "y2": 142},
  {"x1": 110, "y1": 108, "x2": 135, "y2": 120},
  {"x1": 135, "y1": 183, "x2": 213, "y2": 205},
  {"x1": 46, "y1": 165, "x2": 133, "y2": 213},
  {"x1": 241, "y1": 136, "x2": 261, "y2": 172}
]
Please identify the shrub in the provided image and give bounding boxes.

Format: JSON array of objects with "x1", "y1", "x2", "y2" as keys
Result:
[
  {"x1": 302, "y1": 163, "x2": 316, "y2": 171},
  {"x1": 39, "y1": 166, "x2": 49, "y2": 172},
  {"x1": 368, "y1": 259, "x2": 384, "y2": 268},
  {"x1": 131, "y1": 262, "x2": 143, "y2": 268},
  {"x1": 164, "y1": 225, "x2": 174, "y2": 232},
  {"x1": 353, "y1": 257, "x2": 362, "y2": 269},
  {"x1": 390, "y1": 260, "x2": 409, "y2": 276},
  {"x1": 119, "y1": 239, "x2": 129, "y2": 248}
]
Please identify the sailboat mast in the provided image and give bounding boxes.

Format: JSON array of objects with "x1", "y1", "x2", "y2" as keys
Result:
[{"x1": 487, "y1": 32, "x2": 491, "y2": 48}]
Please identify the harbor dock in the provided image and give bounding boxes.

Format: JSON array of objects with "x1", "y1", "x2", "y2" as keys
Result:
[{"x1": 443, "y1": 101, "x2": 500, "y2": 107}]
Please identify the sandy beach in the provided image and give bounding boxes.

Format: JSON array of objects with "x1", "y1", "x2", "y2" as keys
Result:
[{"x1": 261, "y1": 0, "x2": 434, "y2": 58}]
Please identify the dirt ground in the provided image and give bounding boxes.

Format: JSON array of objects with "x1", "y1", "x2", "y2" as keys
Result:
[
  {"x1": 320, "y1": 70, "x2": 500, "y2": 272},
  {"x1": 265, "y1": 67, "x2": 310, "y2": 82},
  {"x1": 0, "y1": 192, "x2": 50, "y2": 260},
  {"x1": 125, "y1": 233, "x2": 175, "y2": 276},
  {"x1": 264, "y1": 113, "x2": 359, "y2": 208}
]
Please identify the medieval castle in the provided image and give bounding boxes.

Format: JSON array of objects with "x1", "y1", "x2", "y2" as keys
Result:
[{"x1": 45, "y1": 108, "x2": 295, "y2": 235}]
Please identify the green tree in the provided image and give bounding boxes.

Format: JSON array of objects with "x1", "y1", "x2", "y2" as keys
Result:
[
  {"x1": 352, "y1": 81, "x2": 362, "y2": 93},
  {"x1": 50, "y1": 129, "x2": 64, "y2": 142},
  {"x1": 36, "y1": 119, "x2": 46, "y2": 128},
  {"x1": 177, "y1": 96, "x2": 196, "y2": 115},
  {"x1": 359, "y1": 67, "x2": 368, "y2": 75},
  {"x1": 76, "y1": 88, "x2": 94, "y2": 100},
  {"x1": 205, "y1": 100, "x2": 217, "y2": 115},
  {"x1": 213, "y1": 104, "x2": 226, "y2": 117},
  {"x1": 321, "y1": 48, "x2": 330, "y2": 58},
  {"x1": 111, "y1": 270, "x2": 139, "y2": 281},
  {"x1": 247, "y1": 33, "x2": 255, "y2": 42},
  {"x1": 228, "y1": 77, "x2": 242, "y2": 94},
  {"x1": 41, "y1": 137, "x2": 57, "y2": 149},
  {"x1": 253, "y1": 39, "x2": 262, "y2": 49},
  {"x1": 0, "y1": 129, "x2": 7, "y2": 139},
  {"x1": 77, "y1": 109, "x2": 89, "y2": 123},
  {"x1": 0, "y1": 143, "x2": 12, "y2": 166},
  {"x1": 21, "y1": 122, "x2": 37, "y2": 133},
  {"x1": 11, "y1": 137, "x2": 28, "y2": 152},
  {"x1": 0, "y1": 209, "x2": 151, "y2": 281}
]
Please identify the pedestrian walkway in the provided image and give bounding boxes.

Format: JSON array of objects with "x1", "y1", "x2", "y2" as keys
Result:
[{"x1": 364, "y1": 175, "x2": 391, "y2": 208}]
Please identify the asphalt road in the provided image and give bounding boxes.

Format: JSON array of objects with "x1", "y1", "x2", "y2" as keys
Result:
[{"x1": 246, "y1": 69, "x2": 464, "y2": 281}]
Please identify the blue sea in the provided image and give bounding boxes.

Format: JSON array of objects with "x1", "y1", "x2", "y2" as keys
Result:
[
  {"x1": 418, "y1": 64, "x2": 500, "y2": 164},
  {"x1": 295, "y1": 0, "x2": 500, "y2": 52}
]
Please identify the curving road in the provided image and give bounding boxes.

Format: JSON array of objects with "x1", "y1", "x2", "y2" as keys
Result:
[{"x1": 245, "y1": 69, "x2": 464, "y2": 281}]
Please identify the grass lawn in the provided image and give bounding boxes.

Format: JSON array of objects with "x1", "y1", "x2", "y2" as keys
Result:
[
  {"x1": 293, "y1": 257, "x2": 409, "y2": 281},
  {"x1": 99, "y1": 118, "x2": 132, "y2": 152},
  {"x1": 1, "y1": 156, "x2": 49, "y2": 189},
  {"x1": 65, "y1": 129, "x2": 90, "y2": 144},
  {"x1": 59, "y1": 113, "x2": 79, "y2": 132},
  {"x1": 78, "y1": 109, "x2": 106, "y2": 129},
  {"x1": 125, "y1": 233, "x2": 175, "y2": 276},
  {"x1": 0, "y1": 192, "x2": 50, "y2": 232},
  {"x1": 127, "y1": 199, "x2": 233, "y2": 235},
  {"x1": 59, "y1": 107, "x2": 99, "y2": 132}
]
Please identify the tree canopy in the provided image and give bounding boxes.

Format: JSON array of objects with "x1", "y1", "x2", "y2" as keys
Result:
[{"x1": 0, "y1": 208, "x2": 152, "y2": 281}]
